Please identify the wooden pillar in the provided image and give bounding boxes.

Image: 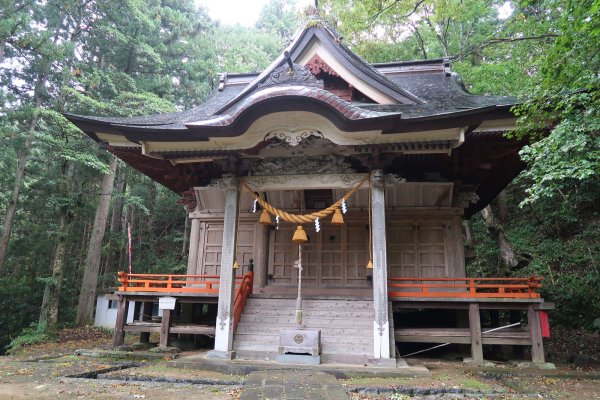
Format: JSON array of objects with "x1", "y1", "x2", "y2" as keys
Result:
[
  {"x1": 112, "y1": 296, "x2": 128, "y2": 347},
  {"x1": 208, "y1": 176, "x2": 239, "y2": 359},
  {"x1": 187, "y1": 217, "x2": 201, "y2": 275},
  {"x1": 528, "y1": 305, "x2": 545, "y2": 363},
  {"x1": 469, "y1": 303, "x2": 483, "y2": 362},
  {"x1": 159, "y1": 309, "x2": 172, "y2": 348},
  {"x1": 371, "y1": 170, "x2": 392, "y2": 360},
  {"x1": 139, "y1": 302, "x2": 150, "y2": 343}
]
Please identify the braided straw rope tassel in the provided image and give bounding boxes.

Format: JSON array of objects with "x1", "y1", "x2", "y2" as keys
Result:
[{"x1": 240, "y1": 174, "x2": 369, "y2": 224}]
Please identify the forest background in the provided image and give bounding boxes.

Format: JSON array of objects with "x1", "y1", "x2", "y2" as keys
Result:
[{"x1": 0, "y1": 0, "x2": 598, "y2": 355}]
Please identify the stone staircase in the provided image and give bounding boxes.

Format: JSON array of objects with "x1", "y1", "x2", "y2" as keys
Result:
[{"x1": 233, "y1": 297, "x2": 374, "y2": 363}]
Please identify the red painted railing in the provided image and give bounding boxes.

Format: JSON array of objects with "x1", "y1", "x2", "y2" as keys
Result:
[
  {"x1": 117, "y1": 272, "x2": 248, "y2": 294},
  {"x1": 233, "y1": 271, "x2": 253, "y2": 331},
  {"x1": 116, "y1": 271, "x2": 254, "y2": 333},
  {"x1": 388, "y1": 276, "x2": 542, "y2": 299}
]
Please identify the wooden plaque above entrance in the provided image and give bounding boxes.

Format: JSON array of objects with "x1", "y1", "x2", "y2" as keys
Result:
[{"x1": 241, "y1": 174, "x2": 368, "y2": 192}]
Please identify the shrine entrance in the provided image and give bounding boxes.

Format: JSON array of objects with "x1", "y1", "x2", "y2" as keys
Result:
[{"x1": 268, "y1": 217, "x2": 370, "y2": 288}]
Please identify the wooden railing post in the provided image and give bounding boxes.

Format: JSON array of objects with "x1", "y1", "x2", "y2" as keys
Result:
[{"x1": 117, "y1": 271, "x2": 127, "y2": 291}]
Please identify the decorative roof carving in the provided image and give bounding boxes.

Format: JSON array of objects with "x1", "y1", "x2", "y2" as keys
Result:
[
  {"x1": 207, "y1": 173, "x2": 238, "y2": 190},
  {"x1": 175, "y1": 189, "x2": 197, "y2": 212},
  {"x1": 251, "y1": 154, "x2": 355, "y2": 176},
  {"x1": 264, "y1": 128, "x2": 324, "y2": 147},
  {"x1": 371, "y1": 169, "x2": 384, "y2": 184},
  {"x1": 384, "y1": 174, "x2": 407, "y2": 186},
  {"x1": 305, "y1": 54, "x2": 339, "y2": 77},
  {"x1": 257, "y1": 63, "x2": 323, "y2": 89}
]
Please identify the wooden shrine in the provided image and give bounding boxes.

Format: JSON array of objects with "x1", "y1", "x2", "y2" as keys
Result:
[{"x1": 67, "y1": 17, "x2": 552, "y2": 366}]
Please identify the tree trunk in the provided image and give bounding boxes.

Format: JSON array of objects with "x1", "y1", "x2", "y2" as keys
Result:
[
  {"x1": 75, "y1": 156, "x2": 118, "y2": 326},
  {"x1": 39, "y1": 161, "x2": 75, "y2": 329},
  {"x1": 0, "y1": 40, "x2": 6, "y2": 65},
  {"x1": 102, "y1": 166, "x2": 127, "y2": 279},
  {"x1": 0, "y1": 20, "x2": 62, "y2": 272},
  {"x1": 181, "y1": 213, "x2": 190, "y2": 258},
  {"x1": 481, "y1": 205, "x2": 527, "y2": 274},
  {"x1": 141, "y1": 181, "x2": 157, "y2": 255},
  {"x1": 411, "y1": 24, "x2": 428, "y2": 59},
  {"x1": 0, "y1": 134, "x2": 33, "y2": 272},
  {"x1": 497, "y1": 189, "x2": 508, "y2": 224},
  {"x1": 119, "y1": 207, "x2": 133, "y2": 270},
  {"x1": 463, "y1": 220, "x2": 473, "y2": 247}
]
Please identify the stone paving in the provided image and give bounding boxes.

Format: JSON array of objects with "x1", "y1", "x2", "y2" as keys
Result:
[{"x1": 240, "y1": 370, "x2": 348, "y2": 400}]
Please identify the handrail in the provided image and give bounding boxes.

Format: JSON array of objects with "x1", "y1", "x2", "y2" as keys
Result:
[
  {"x1": 116, "y1": 272, "x2": 247, "y2": 294},
  {"x1": 233, "y1": 271, "x2": 254, "y2": 331},
  {"x1": 388, "y1": 276, "x2": 542, "y2": 299}
]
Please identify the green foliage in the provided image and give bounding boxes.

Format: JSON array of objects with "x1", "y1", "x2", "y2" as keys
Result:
[
  {"x1": 6, "y1": 324, "x2": 54, "y2": 355},
  {"x1": 256, "y1": 0, "x2": 299, "y2": 39},
  {"x1": 213, "y1": 25, "x2": 287, "y2": 73},
  {"x1": 510, "y1": 0, "x2": 600, "y2": 204},
  {"x1": 518, "y1": 112, "x2": 600, "y2": 206},
  {"x1": 0, "y1": 0, "x2": 220, "y2": 350},
  {"x1": 0, "y1": 276, "x2": 46, "y2": 355},
  {"x1": 467, "y1": 180, "x2": 600, "y2": 330}
]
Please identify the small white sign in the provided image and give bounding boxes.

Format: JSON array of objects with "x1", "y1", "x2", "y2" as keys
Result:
[{"x1": 159, "y1": 296, "x2": 176, "y2": 310}]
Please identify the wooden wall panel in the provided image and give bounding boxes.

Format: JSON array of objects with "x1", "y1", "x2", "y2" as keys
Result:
[
  {"x1": 388, "y1": 225, "x2": 417, "y2": 278},
  {"x1": 418, "y1": 223, "x2": 448, "y2": 278},
  {"x1": 270, "y1": 226, "x2": 296, "y2": 285},
  {"x1": 269, "y1": 221, "x2": 369, "y2": 288},
  {"x1": 187, "y1": 209, "x2": 466, "y2": 287},
  {"x1": 346, "y1": 223, "x2": 369, "y2": 286},
  {"x1": 446, "y1": 216, "x2": 466, "y2": 278},
  {"x1": 321, "y1": 225, "x2": 342, "y2": 286},
  {"x1": 189, "y1": 221, "x2": 258, "y2": 276},
  {"x1": 201, "y1": 222, "x2": 224, "y2": 275},
  {"x1": 387, "y1": 215, "x2": 465, "y2": 279}
]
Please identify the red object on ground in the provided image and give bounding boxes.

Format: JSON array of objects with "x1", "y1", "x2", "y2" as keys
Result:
[{"x1": 540, "y1": 310, "x2": 550, "y2": 337}]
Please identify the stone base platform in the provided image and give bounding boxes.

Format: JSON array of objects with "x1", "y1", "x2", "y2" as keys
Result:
[{"x1": 167, "y1": 351, "x2": 429, "y2": 378}]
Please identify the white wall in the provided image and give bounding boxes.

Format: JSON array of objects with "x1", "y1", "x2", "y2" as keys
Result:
[{"x1": 94, "y1": 295, "x2": 135, "y2": 328}]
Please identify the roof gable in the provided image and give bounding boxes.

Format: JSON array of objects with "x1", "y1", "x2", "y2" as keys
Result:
[{"x1": 216, "y1": 22, "x2": 422, "y2": 114}]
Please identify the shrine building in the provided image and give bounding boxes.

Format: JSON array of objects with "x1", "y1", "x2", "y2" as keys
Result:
[{"x1": 66, "y1": 18, "x2": 551, "y2": 367}]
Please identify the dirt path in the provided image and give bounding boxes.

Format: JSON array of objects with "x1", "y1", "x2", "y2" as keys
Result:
[
  {"x1": 0, "y1": 357, "x2": 240, "y2": 400},
  {"x1": 2, "y1": 333, "x2": 600, "y2": 400}
]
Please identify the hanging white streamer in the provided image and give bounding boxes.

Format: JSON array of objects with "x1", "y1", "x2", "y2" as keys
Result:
[
  {"x1": 252, "y1": 199, "x2": 258, "y2": 213},
  {"x1": 275, "y1": 215, "x2": 280, "y2": 230},
  {"x1": 315, "y1": 217, "x2": 320, "y2": 232},
  {"x1": 341, "y1": 198, "x2": 347, "y2": 214}
]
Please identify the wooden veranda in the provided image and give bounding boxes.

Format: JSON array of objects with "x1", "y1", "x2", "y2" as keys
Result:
[
  {"x1": 111, "y1": 271, "x2": 253, "y2": 348},
  {"x1": 112, "y1": 272, "x2": 550, "y2": 363}
]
